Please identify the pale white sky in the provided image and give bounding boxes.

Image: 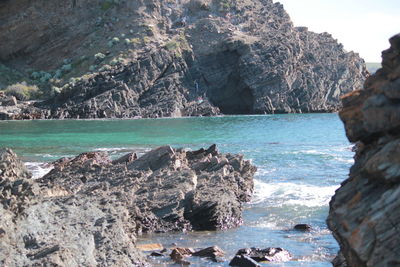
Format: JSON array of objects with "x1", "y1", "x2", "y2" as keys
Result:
[{"x1": 276, "y1": 0, "x2": 400, "y2": 62}]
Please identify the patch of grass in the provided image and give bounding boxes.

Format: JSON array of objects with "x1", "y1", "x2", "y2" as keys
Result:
[
  {"x1": 216, "y1": 0, "x2": 232, "y2": 12},
  {"x1": 165, "y1": 41, "x2": 179, "y2": 51},
  {"x1": 4, "y1": 82, "x2": 39, "y2": 100}
]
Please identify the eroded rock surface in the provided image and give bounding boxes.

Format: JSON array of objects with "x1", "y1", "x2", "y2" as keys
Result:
[
  {"x1": 328, "y1": 33, "x2": 400, "y2": 267},
  {"x1": 0, "y1": 145, "x2": 256, "y2": 266},
  {"x1": 0, "y1": 0, "x2": 367, "y2": 119}
]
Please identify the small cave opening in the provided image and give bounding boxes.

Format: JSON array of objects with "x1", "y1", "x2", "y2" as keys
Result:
[{"x1": 207, "y1": 70, "x2": 255, "y2": 115}]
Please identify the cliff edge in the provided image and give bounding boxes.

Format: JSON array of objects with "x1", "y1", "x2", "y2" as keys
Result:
[{"x1": 328, "y1": 33, "x2": 400, "y2": 266}]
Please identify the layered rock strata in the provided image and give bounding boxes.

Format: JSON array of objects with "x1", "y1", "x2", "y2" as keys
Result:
[
  {"x1": 0, "y1": 144, "x2": 256, "y2": 266},
  {"x1": 0, "y1": 0, "x2": 368, "y2": 119},
  {"x1": 328, "y1": 33, "x2": 400, "y2": 266}
]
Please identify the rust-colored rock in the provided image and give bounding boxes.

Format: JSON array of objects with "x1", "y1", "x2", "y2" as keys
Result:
[{"x1": 328, "y1": 33, "x2": 400, "y2": 267}]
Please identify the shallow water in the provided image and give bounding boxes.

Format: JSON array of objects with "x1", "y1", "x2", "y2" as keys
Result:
[{"x1": 0, "y1": 114, "x2": 352, "y2": 266}]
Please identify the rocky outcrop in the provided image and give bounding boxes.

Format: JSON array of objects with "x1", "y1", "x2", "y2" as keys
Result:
[
  {"x1": 0, "y1": 145, "x2": 256, "y2": 266},
  {"x1": 0, "y1": 0, "x2": 367, "y2": 119},
  {"x1": 327, "y1": 33, "x2": 400, "y2": 267}
]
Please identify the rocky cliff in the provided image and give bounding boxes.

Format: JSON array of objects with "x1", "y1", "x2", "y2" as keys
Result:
[
  {"x1": 328, "y1": 33, "x2": 400, "y2": 266},
  {"x1": 0, "y1": 0, "x2": 367, "y2": 119},
  {"x1": 0, "y1": 145, "x2": 256, "y2": 265}
]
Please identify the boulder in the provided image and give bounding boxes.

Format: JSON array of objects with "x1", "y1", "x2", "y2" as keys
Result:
[
  {"x1": 234, "y1": 247, "x2": 292, "y2": 262},
  {"x1": 170, "y1": 247, "x2": 195, "y2": 264},
  {"x1": 294, "y1": 224, "x2": 312, "y2": 231},
  {"x1": 192, "y1": 246, "x2": 225, "y2": 262},
  {"x1": 229, "y1": 255, "x2": 260, "y2": 267}
]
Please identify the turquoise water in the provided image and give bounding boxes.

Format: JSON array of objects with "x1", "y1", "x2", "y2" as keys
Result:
[{"x1": 0, "y1": 114, "x2": 352, "y2": 266}]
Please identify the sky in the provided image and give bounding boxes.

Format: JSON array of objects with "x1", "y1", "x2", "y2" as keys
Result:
[{"x1": 276, "y1": 0, "x2": 400, "y2": 62}]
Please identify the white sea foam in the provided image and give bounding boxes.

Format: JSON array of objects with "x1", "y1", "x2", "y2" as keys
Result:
[
  {"x1": 25, "y1": 162, "x2": 53, "y2": 179},
  {"x1": 94, "y1": 147, "x2": 132, "y2": 152},
  {"x1": 252, "y1": 179, "x2": 339, "y2": 207}
]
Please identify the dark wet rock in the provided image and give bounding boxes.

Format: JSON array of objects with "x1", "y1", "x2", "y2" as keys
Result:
[
  {"x1": 235, "y1": 247, "x2": 292, "y2": 262},
  {"x1": 229, "y1": 255, "x2": 261, "y2": 267},
  {"x1": 294, "y1": 224, "x2": 312, "y2": 231},
  {"x1": 328, "y1": 33, "x2": 400, "y2": 267},
  {"x1": 193, "y1": 246, "x2": 225, "y2": 262},
  {"x1": 331, "y1": 251, "x2": 348, "y2": 267},
  {"x1": 150, "y1": 251, "x2": 164, "y2": 257},
  {"x1": 0, "y1": 145, "x2": 255, "y2": 266}
]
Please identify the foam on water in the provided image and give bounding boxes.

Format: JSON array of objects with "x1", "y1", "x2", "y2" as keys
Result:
[
  {"x1": 252, "y1": 179, "x2": 339, "y2": 207},
  {"x1": 25, "y1": 162, "x2": 53, "y2": 179}
]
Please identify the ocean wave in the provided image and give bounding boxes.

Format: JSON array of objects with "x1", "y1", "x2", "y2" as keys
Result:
[
  {"x1": 251, "y1": 179, "x2": 339, "y2": 207},
  {"x1": 25, "y1": 162, "x2": 53, "y2": 179}
]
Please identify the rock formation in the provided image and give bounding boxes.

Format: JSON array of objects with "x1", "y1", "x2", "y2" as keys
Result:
[
  {"x1": 0, "y1": 144, "x2": 256, "y2": 265},
  {"x1": 328, "y1": 33, "x2": 400, "y2": 266},
  {"x1": 0, "y1": 0, "x2": 368, "y2": 119}
]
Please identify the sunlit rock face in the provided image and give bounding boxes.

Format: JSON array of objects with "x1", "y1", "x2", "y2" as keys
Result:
[{"x1": 0, "y1": 0, "x2": 367, "y2": 119}]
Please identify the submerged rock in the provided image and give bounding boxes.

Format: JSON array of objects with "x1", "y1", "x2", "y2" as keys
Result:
[
  {"x1": 0, "y1": 145, "x2": 256, "y2": 266},
  {"x1": 328, "y1": 33, "x2": 400, "y2": 266},
  {"x1": 294, "y1": 224, "x2": 312, "y2": 231}
]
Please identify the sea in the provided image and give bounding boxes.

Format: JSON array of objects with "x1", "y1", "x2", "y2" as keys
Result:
[{"x1": 0, "y1": 113, "x2": 353, "y2": 266}]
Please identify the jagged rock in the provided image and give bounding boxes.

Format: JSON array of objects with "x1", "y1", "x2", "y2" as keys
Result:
[
  {"x1": 0, "y1": 0, "x2": 367, "y2": 120},
  {"x1": 229, "y1": 255, "x2": 260, "y2": 267},
  {"x1": 328, "y1": 33, "x2": 400, "y2": 267},
  {"x1": 234, "y1": 247, "x2": 292, "y2": 262},
  {"x1": 0, "y1": 148, "x2": 31, "y2": 181},
  {"x1": 0, "y1": 145, "x2": 256, "y2": 266},
  {"x1": 170, "y1": 247, "x2": 195, "y2": 265},
  {"x1": 0, "y1": 93, "x2": 17, "y2": 106}
]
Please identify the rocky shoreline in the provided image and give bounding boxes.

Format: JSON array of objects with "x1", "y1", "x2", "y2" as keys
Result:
[
  {"x1": 328, "y1": 33, "x2": 400, "y2": 266},
  {"x1": 0, "y1": 0, "x2": 368, "y2": 120},
  {"x1": 0, "y1": 145, "x2": 261, "y2": 266}
]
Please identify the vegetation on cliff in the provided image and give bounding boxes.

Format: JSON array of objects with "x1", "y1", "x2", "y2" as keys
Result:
[{"x1": 0, "y1": 0, "x2": 367, "y2": 119}]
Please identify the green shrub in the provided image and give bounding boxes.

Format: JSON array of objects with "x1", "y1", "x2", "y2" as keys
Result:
[
  {"x1": 165, "y1": 41, "x2": 179, "y2": 51},
  {"x1": 61, "y1": 64, "x2": 72, "y2": 73},
  {"x1": 94, "y1": 53, "x2": 106, "y2": 61},
  {"x1": 107, "y1": 37, "x2": 120, "y2": 47},
  {"x1": 4, "y1": 82, "x2": 39, "y2": 100},
  {"x1": 39, "y1": 72, "x2": 52, "y2": 83}
]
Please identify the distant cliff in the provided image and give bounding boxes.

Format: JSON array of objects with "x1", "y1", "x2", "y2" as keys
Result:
[
  {"x1": 328, "y1": 33, "x2": 400, "y2": 266},
  {"x1": 0, "y1": 0, "x2": 368, "y2": 119}
]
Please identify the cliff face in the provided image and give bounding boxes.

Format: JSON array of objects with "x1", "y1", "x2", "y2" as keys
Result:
[
  {"x1": 328, "y1": 33, "x2": 400, "y2": 267},
  {"x1": 0, "y1": 0, "x2": 367, "y2": 119}
]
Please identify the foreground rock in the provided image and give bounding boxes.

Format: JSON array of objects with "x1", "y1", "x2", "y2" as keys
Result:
[
  {"x1": 233, "y1": 247, "x2": 292, "y2": 263},
  {"x1": 0, "y1": 145, "x2": 256, "y2": 266},
  {"x1": 328, "y1": 33, "x2": 400, "y2": 266},
  {"x1": 0, "y1": 0, "x2": 367, "y2": 120}
]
